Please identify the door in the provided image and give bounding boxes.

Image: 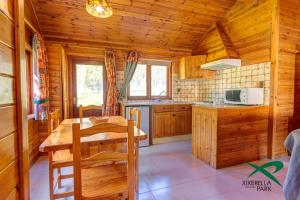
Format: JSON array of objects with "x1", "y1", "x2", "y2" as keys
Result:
[
  {"x1": 153, "y1": 112, "x2": 172, "y2": 137},
  {"x1": 71, "y1": 59, "x2": 105, "y2": 117}
]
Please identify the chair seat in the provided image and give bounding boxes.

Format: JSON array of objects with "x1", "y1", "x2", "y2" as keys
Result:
[
  {"x1": 52, "y1": 150, "x2": 73, "y2": 167},
  {"x1": 81, "y1": 163, "x2": 128, "y2": 200}
]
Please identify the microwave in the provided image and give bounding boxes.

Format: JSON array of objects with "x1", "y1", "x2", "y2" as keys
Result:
[{"x1": 224, "y1": 88, "x2": 264, "y2": 105}]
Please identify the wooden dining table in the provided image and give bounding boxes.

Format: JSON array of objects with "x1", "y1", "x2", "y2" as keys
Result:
[{"x1": 39, "y1": 116, "x2": 147, "y2": 152}]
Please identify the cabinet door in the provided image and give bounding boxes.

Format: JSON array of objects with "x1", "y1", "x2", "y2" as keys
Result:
[
  {"x1": 172, "y1": 110, "x2": 192, "y2": 135},
  {"x1": 172, "y1": 111, "x2": 186, "y2": 135},
  {"x1": 184, "y1": 109, "x2": 192, "y2": 134},
  {"x1": 152, "y1": 112, "x2": 172, "y2": 138}
]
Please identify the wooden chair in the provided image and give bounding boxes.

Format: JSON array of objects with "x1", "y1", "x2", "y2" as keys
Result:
[
  {"x1": 129, "y1": 108, "x2": 141, "y2": 193},
  {"x1": 79, "y1": 105, "x2": 102, "y2": 118},
  {"x1": 72, "y1": 120, "x2": 135, "y2": 200},
  {"x1": 48, "y1": 110, "x2": 73, "y2": 199}
]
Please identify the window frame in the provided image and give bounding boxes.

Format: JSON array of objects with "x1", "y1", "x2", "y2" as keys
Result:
[{"x1": 128, "y1": 60, "x2": 172, "y2": 100}]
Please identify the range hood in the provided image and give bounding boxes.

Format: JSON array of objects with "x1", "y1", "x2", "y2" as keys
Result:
[
  {"x1": 193, "y1": 22, "x2": 241, "y2": 71},
  {"x1": 201, "y1": 58, "x2": 241, "y2": 70}
]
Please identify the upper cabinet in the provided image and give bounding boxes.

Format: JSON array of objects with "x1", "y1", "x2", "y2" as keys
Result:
[{"x1": 179, "y1": 55, "x2": 215, "y2": 80}]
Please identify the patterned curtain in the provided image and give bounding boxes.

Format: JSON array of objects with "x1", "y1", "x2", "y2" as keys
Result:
[
  {"x1": 32, "y1": 34, "x2": 49, "y2": 120},
  {"x1": 103, "y1": 50, "x2": 119, "y2": 116},
  {"x1": 118, "y1": 51, "x2": 139, "y2": 100}
]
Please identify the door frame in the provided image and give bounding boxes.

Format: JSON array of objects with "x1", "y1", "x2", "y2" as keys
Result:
[{"x1": 68, "y1": 56, "x2": 106, "y2": 118}]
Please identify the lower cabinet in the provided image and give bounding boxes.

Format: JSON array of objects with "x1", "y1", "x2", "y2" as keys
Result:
[
  {"x1": 152, "y1": 112, "x2": 173, "y2": 138},
  {"x1": 152, "y1": 105, "x2": 192, "y2": 138}
]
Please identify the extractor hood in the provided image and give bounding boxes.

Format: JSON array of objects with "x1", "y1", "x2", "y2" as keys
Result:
[{"x1": 201, "y1": 58, "x2": 241, "y2": 70}]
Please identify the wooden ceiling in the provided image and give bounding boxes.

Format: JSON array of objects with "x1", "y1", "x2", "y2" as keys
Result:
[{"x1": 31, "y1": 0, "x2": 237, "y2": 50}]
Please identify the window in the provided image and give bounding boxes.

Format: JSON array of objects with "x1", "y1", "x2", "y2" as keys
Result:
[
  {"x1": 129, "y1": 64, "x2": 147, "y2": 96},
  {"x1": 75, "y1": 64, "x2": 104, "y2": 106},
  {"x1": 128, "y1": 61, "x2": 171, "y2": 99},
  {"x1": 151, "y1": 65, "x2": 168, "y2": 96}
]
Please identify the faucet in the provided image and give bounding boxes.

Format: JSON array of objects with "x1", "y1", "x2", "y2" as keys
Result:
[
  {"x1": 159, "y1": 91, "x2": 167, "y2": 97},
  {"x1": 154, "y1": 91, "x2": 167, "y2": 102}
]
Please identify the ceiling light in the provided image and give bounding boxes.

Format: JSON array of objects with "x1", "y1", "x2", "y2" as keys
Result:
[{"x1": 86, "y1": 0, "x2": 113, "y2": 18}]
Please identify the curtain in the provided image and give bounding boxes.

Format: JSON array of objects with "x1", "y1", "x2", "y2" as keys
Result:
[
  {"x1": 33, "y1": 34, "x2": 49, "y2": 120},
  {"x1": 118, "y1": 51, "x2": 139, "y2": 100},
  {"x1": 103, "y1": 50, "x2": 119, "y2": 116}
]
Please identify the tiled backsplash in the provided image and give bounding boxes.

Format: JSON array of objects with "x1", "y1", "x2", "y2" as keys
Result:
[{"x1": 172, "y1": 62, "x2": 271, "y2": 105}]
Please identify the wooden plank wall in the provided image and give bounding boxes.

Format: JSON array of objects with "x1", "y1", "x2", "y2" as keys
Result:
[
  {"x1": 193, "y1": 0, "x2": 273, "y2": 66},
  {"x1": 217, "y1": 106, "x2": 269, "y2": 167},
  {"x1": 0, "y1": 0, "x2": 20, "y2": 199},
  {"x1": 24, "y1": 0, "x2": 43, "y2": 163},
  {"x1": 24, "y1": 0, "x2": 39, "y2": 45},
  {"x1": 46, "y1": 43, "x2": 64, "y2": 119},
  {"x1": 270, "y1": 0, "x2": 300, "y2": 158},
  {"x1": 28, "y1": 118, "x2": 39, "y2": 164}
]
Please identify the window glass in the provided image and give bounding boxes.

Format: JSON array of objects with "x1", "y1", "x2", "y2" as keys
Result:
[
  {"x1": 129, "y1": 64, "x2": 147, "y2": 96},
  {"x1": 76, "y1": 64, "x2": 103, "y2": 106},
  {"x1": 151, "y1": 65, "x2": 168, "y2": 96}
]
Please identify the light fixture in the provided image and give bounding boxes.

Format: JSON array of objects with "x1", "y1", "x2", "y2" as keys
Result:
[{"x1": 86, "y1": 0, "x2": 113, "y2": 18}]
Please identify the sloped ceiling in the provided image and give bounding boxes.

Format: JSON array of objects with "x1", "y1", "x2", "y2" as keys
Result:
[{"x1": 31, "y1": 0, "x2": 237, "y2": 50}]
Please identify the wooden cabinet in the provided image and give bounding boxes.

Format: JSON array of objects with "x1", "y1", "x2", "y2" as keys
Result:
[
  {"x1": 152, "y1": 112, "x2": 173, "y2": 138},
  {"x1": 172, "y1": 110, "x2": 191, "y2": 135},
  {"x1": 152, "y1": 105, "x2": 192, "y2": 138},
  {"x1": 192, "y1": 105, "x2": 269, "y2": 169},
  {"x1": 179, "y1": 55, "x2": 215, "y2": 79},
  {"x1": 192, "y1": 107, "x2": 217, "y2": 165}
]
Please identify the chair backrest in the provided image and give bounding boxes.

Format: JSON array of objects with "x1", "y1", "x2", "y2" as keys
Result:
[
  {"x1": 129, "y1": 108, "x2": 141, "y2": 129},
  {"x1": 79, "y1": 105, "x2": 102, "y2": 119},
  {"x1": 72, "y1": 120, "x2": 135, "y2": 200},
  {"x1": 48, "y1": 109, "x2": 60, "y2": 134}
]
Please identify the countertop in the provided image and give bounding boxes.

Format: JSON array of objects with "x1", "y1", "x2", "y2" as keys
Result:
[
  {"x1": 120, "y1": 100, "x2": 265, "y2": 108},
  {"x1": 121, "y1": 100, "x2": 196, "y2": 106}
]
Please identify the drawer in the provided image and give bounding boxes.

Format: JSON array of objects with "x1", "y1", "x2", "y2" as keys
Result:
[
  {"x1": 152, "y1": 105, "x2": 173, "y2": 112},
  {"x1": 174, "y1": 104, "x2": 192, "y2": 111}
]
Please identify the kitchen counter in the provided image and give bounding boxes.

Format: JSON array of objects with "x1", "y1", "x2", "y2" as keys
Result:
[
  {"x1": 121, "y1": 100, "x2": 196, "y2": 106},
  {"x1": 192, "y1": 105, "x2": 269, "y2": 168},
  {"x1": 192, "y1": 103, "x2": 264, "y2": 109}
]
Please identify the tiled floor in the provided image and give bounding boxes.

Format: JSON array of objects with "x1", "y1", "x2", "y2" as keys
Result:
[{"x1": 30, "y1": 141, "x2": 288, "y2": 200}]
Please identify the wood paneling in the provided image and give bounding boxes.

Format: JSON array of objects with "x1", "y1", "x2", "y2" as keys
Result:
[
  {"x1": 193, "y1": 22, "x2": 239, "y2": 62},
  {"x1": 46, "y1": 43, "x2": 63, "y2": 119},
  {"x1": 0, "y1": 42, "x2": 15, "y2": 76},
  {"x1": 192, "y1": 105, "x2": 269, "y2": 168},
  {"x1": 0, "y1": 161, "x2": 19, "y2": 200},
  {"x1": 28, "y1": 118, "x2": 39, "y2": 164},
  {"x1": 0, "y1": 106, "x2": 17, "y2": 139},
  {"x1": 0, "y1": 76, "x2": 16, "y2": 105},
  {"x1": 192, "y1": 106, "x2": 217, "y2": 165},
  {"x1": 222, "y1": 0, "x2": 273, "y2": 65},
  {"x1": 269, "y1": 0, "x2": 300, "y2": 158},
  {"x1": 0, "y1": 0, "x2": 14, "y2": 19},
  {"x1": 0, "y1": 3, "x2": 19, "y2": 199},
  {"x1": 31, "y1": 0, "x2": 236, "y2": 50},
  {"x1": 0, "y1": 132, "x2": 18, "y2": 172},
  {"x1": 194, "y1": 0, "x2": 273, "y2": 65},
  {"x1": 0, "y1": 11, "x2": 14, "y2": 47}
]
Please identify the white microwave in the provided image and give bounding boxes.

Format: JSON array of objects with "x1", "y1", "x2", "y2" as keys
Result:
[{"x1": 224, "y1": 88, "x2": 264, "y2": 105}]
